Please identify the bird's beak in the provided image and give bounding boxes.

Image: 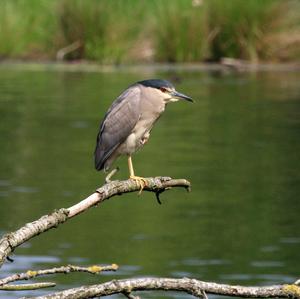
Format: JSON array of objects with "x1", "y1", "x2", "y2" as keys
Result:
[{"x1": 171, "y1": 90, "x2": 193, "y2": 102}]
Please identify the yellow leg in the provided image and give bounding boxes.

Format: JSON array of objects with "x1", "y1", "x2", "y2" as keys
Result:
[
  {"x1": 105, "y1": 167, "x2": 119, "y2": 183},
  {"x1": 128, "y1": 155, "x2": 135, "y2": 177},
  {"x1": 127, "y1": 155, "x2": 147, "y2": 194}
]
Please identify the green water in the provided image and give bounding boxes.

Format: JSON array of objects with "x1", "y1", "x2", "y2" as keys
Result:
[{"x1": 0, "y1": 67, "x2": 299, "y2": 298}]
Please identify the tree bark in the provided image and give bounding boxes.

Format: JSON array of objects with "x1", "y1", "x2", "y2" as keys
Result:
[
  {"x1": 0, "y1": 264, "x2": 118, "y2": 286},
  {"x1": 24, "y1": 277, "x2": 300, "y2": 299}
]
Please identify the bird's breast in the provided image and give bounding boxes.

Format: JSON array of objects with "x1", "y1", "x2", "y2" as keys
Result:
[
  {"x1": 117, "y1": 99, "x2": 165, "y2": 155},
  {"x1": 120, "y1": 109, "x2": 161, "y2": 155}
]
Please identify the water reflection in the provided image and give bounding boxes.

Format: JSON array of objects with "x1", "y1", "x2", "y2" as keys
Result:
[{"x1": 0, "y1": 68, "x2": 299, "y2": 298}]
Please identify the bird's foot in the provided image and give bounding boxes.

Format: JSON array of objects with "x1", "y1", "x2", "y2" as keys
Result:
[
  {"x1": 129, "y1": 175, "x2": 148, "y2": 195},
  {"x1": 105, "y1": 167, "x2": 119, "y2": 183}
]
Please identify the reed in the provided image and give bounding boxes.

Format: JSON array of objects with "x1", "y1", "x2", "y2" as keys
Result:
[
  {"x1": 0, "y1": 0, "x2": 299, "y2": 62},
  {"x1": 0, "y1": 0, "x2": 56, "y2": 59},
  {"x1": 56, "y1": 0, "x2": 147, "y2": 63},
  {"x1": 205, "y1": 0, "x2": 299, "y2": 61},
  {"x1": 152, "y1": 0, "x2": 209, "y2": 62}
]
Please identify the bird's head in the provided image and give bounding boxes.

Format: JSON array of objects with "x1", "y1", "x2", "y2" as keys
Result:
[{"x1": 138, "y1": 79, "x2": 193, "y2": 104}]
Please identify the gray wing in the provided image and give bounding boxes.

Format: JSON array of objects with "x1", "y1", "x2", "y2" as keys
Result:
[{"x1": 94, "y1": 85, "x2": 141, "y2": 170}]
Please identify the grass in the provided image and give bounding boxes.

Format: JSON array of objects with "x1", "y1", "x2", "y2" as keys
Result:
[
  {"x1": 0, "y1": 0, "x2": 57, "y2": 59},
  {"x1": 206, "y1": 0, "x2": 300, "y2": 61},
  {"x1": 57, "y1": 0, "x2": 147, "y2": 63},
  {"x1": 152, "y1": 0, "x2": 208, "y2": 62},
  {"x1": 0, "y1": 0, "x2": 299, "y2": 63}
]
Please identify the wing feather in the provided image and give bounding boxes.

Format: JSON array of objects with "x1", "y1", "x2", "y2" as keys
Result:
[{"x1": 94, "y1": 85, "x2": 141, "y2": 170}]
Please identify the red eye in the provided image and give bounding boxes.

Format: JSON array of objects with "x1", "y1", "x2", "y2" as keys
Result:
[{"x1": 160, "y1": 87, "x2": 167, "y2": 93}]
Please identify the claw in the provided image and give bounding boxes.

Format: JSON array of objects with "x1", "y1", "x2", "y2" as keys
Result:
[{"x1": 129, "y1": 175, "x2": 148, "y2": 195}]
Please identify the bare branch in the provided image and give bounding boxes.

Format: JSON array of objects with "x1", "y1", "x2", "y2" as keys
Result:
[
  {"x1": 0, "y1": 282, "x2": 56, "y2": 291},
  {"x1": 56, "y1": 40, "x2": 82, "y2": 61},
  {"x1": 68, "y1": 177, "x2": 190, "y2": 217},
  {"x1": 0, "y1": 177, "x2": 190, "y2": 267},
  {"x1": 0, "y1": 176, "x2": 298, "y2": 299},
  {"x1": 0, "y1": 264, "x2": 118, "y2": 286},
  {"x1": 23, "y1": 277, "x2": 300, "y2": 299}
]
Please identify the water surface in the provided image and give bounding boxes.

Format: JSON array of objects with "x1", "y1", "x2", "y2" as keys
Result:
[{"x1": 0, "y1": 67, "x2": 299, "y2": 298}]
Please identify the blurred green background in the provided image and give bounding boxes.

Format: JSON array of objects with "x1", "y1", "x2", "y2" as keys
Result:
[
  {"x1": 0, "y1": 0, "x2": 300, "y2": 63},
  {"x1": 0, "y1": 0, "x2": 300, "y2": 298}
]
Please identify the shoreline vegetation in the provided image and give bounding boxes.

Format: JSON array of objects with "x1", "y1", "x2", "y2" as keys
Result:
[
  {"x1": 1, "y1": 61, "x2": 300, "y2": 74},
  {"x1": 0, "y1": 0, "x2": 299, "y2": 64}
]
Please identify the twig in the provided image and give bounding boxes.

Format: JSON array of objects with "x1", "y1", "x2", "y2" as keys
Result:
[
  {"x1": 0, "y1": 177, "x2": 191, "y2": 267},
  {"x1": 0, "y1": 264, "x2": 118, "y2": 286},
  {"x1": 0, "y1": 282, "x2": 55, "y2": 291},
  {"x1": 56, "y1": 41, "x2": 82, "y2": 61},
  {"x1": 23, "y1": 277, "x2": 300, "y2": 299}
]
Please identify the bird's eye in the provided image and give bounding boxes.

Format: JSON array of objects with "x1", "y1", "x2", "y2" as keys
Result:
[{"x1": 160, "y1": 87, "x2": 167, "y2": 93}]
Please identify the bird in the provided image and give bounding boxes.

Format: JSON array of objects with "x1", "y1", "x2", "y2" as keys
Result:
[{"x1": 94, "y1": 79, "x2": 193, "y2": 188}]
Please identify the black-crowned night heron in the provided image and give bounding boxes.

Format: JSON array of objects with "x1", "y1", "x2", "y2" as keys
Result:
[{"x1": 94, "y1": 79, "x2": 193, "y2": 188}]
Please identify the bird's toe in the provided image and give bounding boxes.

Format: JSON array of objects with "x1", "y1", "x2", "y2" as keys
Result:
[{"x1": 129, "y1": 175, "x2": 148, "y2": 195}]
